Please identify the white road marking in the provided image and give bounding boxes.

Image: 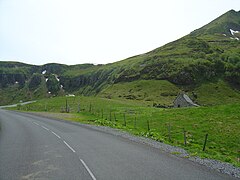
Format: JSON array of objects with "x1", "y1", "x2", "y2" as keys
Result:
[
  {"x1": 51, "y1": 131, "x2": 61, "y2": 139},
  {"x1": 33, "y1": 122, "x2": 39, "y2": 126},
  {"x1": 26, "y1": 116, "x2": 96, "y2": 179},
  {"x1": 63, "y1": 141, "x2": 76, "y2": 153},
  {"x1": 41, "y1": 125, "x2": 49, "y2": 131},
  {"x1": 79, "y1": 158, "x2": 97, "y2": 180}
]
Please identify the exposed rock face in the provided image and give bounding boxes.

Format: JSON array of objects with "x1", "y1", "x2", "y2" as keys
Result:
[
  {"x1": 29, "y1": 73, "x2": 42, "y2": 90},
  {"x1": 0, "y1": 74, "x2": 26, "y2": 88}
]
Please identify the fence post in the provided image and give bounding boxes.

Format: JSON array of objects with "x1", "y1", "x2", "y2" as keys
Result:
[
  {"x1": 77, "y1": 102, "x2": 80, "y2": 113},
  {"x1": 65, "y1": 98, "x2": 68, "y2": 113},
  {"x1": 101, "y1": 109, "x2": 103, "y2": 119},
  {"x1": 168, "y1": 123, "x2": 171, "y2": 142},
  {"x1": 203, "y1": 134, "x2": 208, "y2": 151},
  {"x1": 123, "y1": 113, "x2": 126, "y2": 126},
  {"x1": 109, "y1": 110, "x2": 112, "y2": 121},
  {"x1": 89, "y1": 103, "x2": 92, "y2": 113},
  {"x1": 183, "y1": 128, "x2": 187, "y2": 146},
  {"x1": 134, "y1": 116, "x2": 137, "y2": 129},
  {"x1": 237, "y1": 150, "x2": 240, "y2": 163},
  {"x1": 114, "y1": 112, "x2": 117, "y2": 122},
  {"x1": 147, "y1": 120, "x2": 150, "y2": 131}
]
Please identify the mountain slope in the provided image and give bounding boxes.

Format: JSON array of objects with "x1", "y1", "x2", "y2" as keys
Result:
[
  {"x1": 191, "y1": 10, "x2": 240, "y2": 36},
  {"x1": 0, "y1": 10, "x2": 240, "y2": 106}
]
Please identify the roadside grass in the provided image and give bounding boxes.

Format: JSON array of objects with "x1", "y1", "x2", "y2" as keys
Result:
[{"x1": 9, "y1": 96, "x2": 240, "y2": 167}]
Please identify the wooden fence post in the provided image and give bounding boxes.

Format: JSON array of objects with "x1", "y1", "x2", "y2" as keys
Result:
[
  {"x1": 237, "y1": 150, "x2": 240, "y2": 163},
  {"x1": 183, "y1": 128, "x2": 187, "y2": 146},
  {"x1": 134, "y1": 116, "x2": 137, "y2": 129},
  {"x1": 203, "y1": 134, "x2": 208, "y2": 151},
  {"x1": 123, "y1": 113, "x2": 126, "y2": 126},
  {"x1": 114, "y1": 112, "x2": 117, "y2": 122},
  {"x1": 77, "y1": 103, "x2": 80, "y2": 113},
  {"x1": 147, "y1": 120, "x2": 150, "y2": 131},
  {"x1": 89, "y1": 103, "x2": 92, "y2": 113},
  {"x1": 109, "y1": 110, "x2": 112, "y2": 121},
  {"x1": 65, "y1": 98, "x2": 68, "y2": 113},
  {"x1": 168, "y1": 123, "x2": 171, "y2": 142}
]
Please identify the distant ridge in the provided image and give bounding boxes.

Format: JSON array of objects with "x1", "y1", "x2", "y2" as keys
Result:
[
  {"x1": 191, "y1": 9, "x2": 240, "y2": 36},
  {"x1": 0, "y1": 9, "x2": 240, "y2": 106}
]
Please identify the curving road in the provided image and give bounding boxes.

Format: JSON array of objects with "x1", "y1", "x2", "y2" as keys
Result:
[{"x1": 0, "y1": 109, "x2": 236, "y2": 180}]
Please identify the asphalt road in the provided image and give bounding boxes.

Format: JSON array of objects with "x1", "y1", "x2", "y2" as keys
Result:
[{"x1": 0, "y1": 109, "x2": 236, "y2": 180}]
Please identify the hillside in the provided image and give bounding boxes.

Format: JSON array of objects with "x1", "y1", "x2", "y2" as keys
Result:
[{"x1": 0, "y1": 10, "x2": 240, "y2": 106}]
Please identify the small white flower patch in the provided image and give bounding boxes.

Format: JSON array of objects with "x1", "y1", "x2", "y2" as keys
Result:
[{"x1": 66, "y1": 94, "x2": 75, "y2": 97}]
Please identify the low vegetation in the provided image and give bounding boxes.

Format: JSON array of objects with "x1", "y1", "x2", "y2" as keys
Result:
[
  {"x1": 9, "y1": 96, "x2": 240, "y2": 167},
  {"x1": 98, "y1": 80, "x2": 180, "y2": 106}
]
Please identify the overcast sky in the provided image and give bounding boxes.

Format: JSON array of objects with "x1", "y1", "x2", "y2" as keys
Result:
[{"x1": 0, "y1": 0, "x2": 239, "y2": 65}]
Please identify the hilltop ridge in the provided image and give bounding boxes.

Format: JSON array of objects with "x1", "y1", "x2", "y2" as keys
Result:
[
  {"x1": 191, "y1": 9, "x2": 240, "y2": 36},
  {"x1": 0, "y1": 9, "x2": 240, "y2": 106}
]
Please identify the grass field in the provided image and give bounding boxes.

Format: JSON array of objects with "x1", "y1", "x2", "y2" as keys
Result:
[
  {"x1": 99, "y1": 80, "x2": 180, "y2": 106},
  {"x1": 9, "y1": 96, "x2": 240, "y2": 167}
]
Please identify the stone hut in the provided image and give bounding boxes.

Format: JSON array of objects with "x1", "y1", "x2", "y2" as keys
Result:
[{"x1": 173, "y1": 93, "x2": 199, "y2": 108}]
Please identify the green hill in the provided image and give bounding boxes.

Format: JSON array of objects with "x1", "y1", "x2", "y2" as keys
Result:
[
  {"x1": 191, "y1": 10, "x2": 240, "y2": 36},
  {"x1": 1, "y1": 10, "x2": 240, "y2": 106}
]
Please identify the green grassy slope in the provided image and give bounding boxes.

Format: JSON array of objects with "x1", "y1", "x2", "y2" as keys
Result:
[
  {"x1": 191, "y1": 10, "x2": 240, "y2": 36},
  {"x1": 1, "y1": 10, "x2": 240, "y2": 106},
  {"x1": 194, "y1": 80, "x2": 240, "y2": 105},
  {"x1": 98, "y1": 79, "x2": 240, "y2": 106},
  {"x1": 98, "y1": 80, "x2": 180, "y2": 106}
]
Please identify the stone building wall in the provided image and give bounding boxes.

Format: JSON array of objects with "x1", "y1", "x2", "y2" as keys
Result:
[{"x1": 173, "y1": 94, "x2": 197, "y2": 108}]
